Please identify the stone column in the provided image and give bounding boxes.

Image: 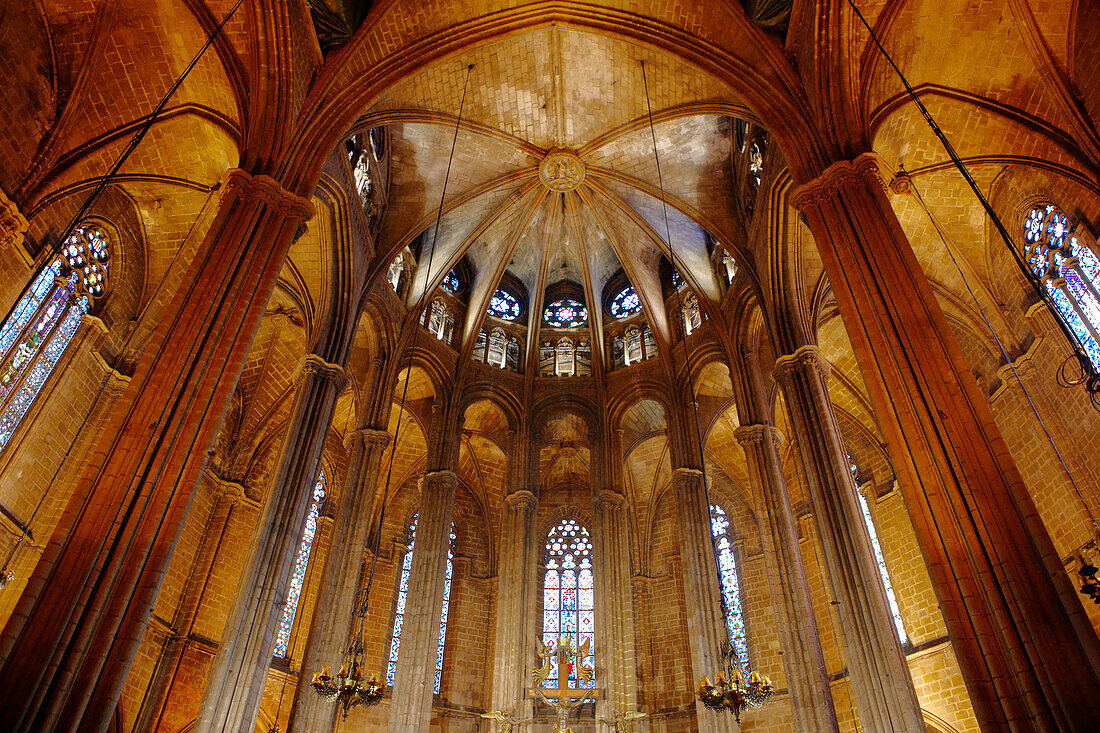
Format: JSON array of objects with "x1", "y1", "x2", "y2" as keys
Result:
[
  {"x1": 0, "y1": 170, "x2": 313, "y2": 733},
  {"x1": 489, "y1": 489, "x2": 538, "y2": 719},
  {"x1": 593, "y1": 489, "x2": 638, "y2": 726},
  {"x1": 195, "y1": 354, "x2": 347, "y2": 733},
  {"x1": 773, "y1": 346, "x2": 922, "y2": 732},
  {"x1": 134, "y1": 475, "x2": 244, "y2": 732},
  {"x1": 734, "y1": 424, "x2": 839, "y2": 733},
  {"x1": 671, "y1": 467, "x2": 736, "y2": 733},
  {"x1": 793, "y1": 153, "x2": 1100, "y2": 731},
  {"x1": 388, "y1": 469, "x2": 459, "y2": 732},
  {"x1": 288, "y1": 427, "x2": 391, "y2": 731}
]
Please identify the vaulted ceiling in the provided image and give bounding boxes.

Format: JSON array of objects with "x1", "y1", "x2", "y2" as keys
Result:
[{"x1": 359, "y1": 27, "x2": 748, "y2": 357}]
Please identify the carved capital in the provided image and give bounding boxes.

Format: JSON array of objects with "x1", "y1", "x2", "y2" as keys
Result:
[
  {"x1": 207, "y1": 470, "x2": 246, "y2": 506},
  {"x1": 734, "y1": 424, "x2": 785, "y2": 449},
  {"x1": 0, "y1": 190, "x2": 29, "y2": 254},
  {"x1": 790, "y1": 153, "x2": 885, "y2": 211},
  {"x1": 301, "y1": 354, "x2": 347, "y2": 391},
  {"x1": 773, "y1": 344, "x2": 830, "y2": 384},
  {"x1": 504, "y1": 489, "x2": 538, "y2": 513},
  {"x1": 361, "y1": 428, "x2": 393, "y2": 449},
  {"x1": 220, "y1": 169, "x2": 314, "y2": 222},
  {"x1": 595, "y1": 489, "x2": 626, "y2": 511},
  {"x1": 422, "y1": 469, "x2": 458, "y2": 492}
]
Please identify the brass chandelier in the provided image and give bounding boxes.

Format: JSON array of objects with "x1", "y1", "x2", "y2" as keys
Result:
[
  {"x1": 309, "y1": 586, "x2": 385, "y2": 720},
  {"x1": 696, "y1": 642, "x2": 775, "y2": 724}
]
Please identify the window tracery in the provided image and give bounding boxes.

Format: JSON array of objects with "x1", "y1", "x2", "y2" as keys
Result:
[
  {"x1": 544, "y1": 298, "x2": 588, "y2": 328},
  {"x1": 1023, "y1": 204, "x2": 1100, "y2": 372},
  {"x1": 441, "y1": 269, "x2": 461, "y2": 294},
  {"x1": 541, "y1": 518, "x2": 595, "y2": 689},
  {"x1": 555, "y1": 337, "x2": 575, "y2": 376},
  {"x1": 610, "y1": 285, "x2": 641, "y2": 319},
  {"x1": 488, "y1": 288, "x2": 520, "y2": 321},
  {"x1": 624, "y1": 326, "x2": 643, "y2": 365},
  {"x1": 710, "y1": 504, "x2": 750, "y2": 675},
  {"x1": 274, "y1": 471, "x2": 326, "y2": 657},
  {"x1": 387, "y1": 514, "x2": 455, "y2": 694},
  {"x1": 0, "y1": 224, "x2": 110, "y2": 449}
]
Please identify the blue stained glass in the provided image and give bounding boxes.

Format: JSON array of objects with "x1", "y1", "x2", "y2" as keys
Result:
[
  {"x1": 0, "y1": 225, "x2": 112, "y2": 452},
  {"x1": 387, "y1": 514, "x2": 454, "y2": 694},
  {"x1": 543, "y1": 299, "x2": 588, "y2": 329},
  {"x1": 856, "y1": 491, "x2": 908, "y2": 644},
  {"x1": 442, "y1": 269, "x2": 461, "y2": 293},
  {"x1": 1023, "y1": 205, "x2": 1100, "y2": 373},
  {"x1": 488, "y1": 288, "x2": 521, "y2": 321},
  {"x1": 709, "y1": 505, "x2": 750, "y2": 676},
  {"x1": 273, "y1": 474, "x2": 326, "y2": 657},
  {"x1": 671, "y1": 270, "x2": 684, "y2": 289},
  {"x1": 541, "y1": 519, "x2": 595, "y2": 688},
  {"x1": 610, "y1": 285, "x2": 642, "y2": 319}
]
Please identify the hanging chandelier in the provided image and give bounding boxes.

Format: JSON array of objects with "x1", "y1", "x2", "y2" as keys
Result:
[
  {"x1": 696, "y1": 642, "x2": 774, "y2": 724},
  {"x1": 310, "y1": 588, "x2": 385, "y2": 720}
]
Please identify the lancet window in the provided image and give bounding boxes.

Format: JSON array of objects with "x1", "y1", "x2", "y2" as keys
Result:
[
  {"x1": 848, "y1": 454, "x2": 907, "y2": 644},
  {"x1": 0, "y1": 224, "x2": 110, "y2": 449},
  {"x1": 624, "y1": 326, "x2": 643, "y2": 365},
  {"x1": 541, "y1": 519, "x2": 595, "y2": 689},
  {"x1": 426, "y1": 300, "x2": 453, "y2": 345},
  {"x1": 273, "y1": 471, "x2": 326, "y2": 657},
  {"x1": 682, "y1": 294, "x2": 702, "y2": 336},
  {"x1": 710, "y1": 504, "x2": 750, "y2": 675},
  {"x1": 555, "y1": 337, "x2": 575, "y2": 376},
  {"x1": 1022, "y1": 204, "x2": 1100, "y2": 372},
  {"x1": 388, "y1": 255, "x2": 405, "y2": 293},
  {"x1": 387, "y1": 514, "x2": 455, "y2": 694},
  {"x1": 488, "y1": 327, "x2": 507, "y2": 368}
]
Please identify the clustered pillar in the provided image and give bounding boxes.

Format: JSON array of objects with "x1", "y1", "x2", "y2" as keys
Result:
[
  {"x1": 671, "y1": 467, "x2": 737, "y2": 733},
  {"x1": 773, "y1": 346, "x2": 924, "y2": 732},
  {"x1": 489, "y1": 489, "x2": 538, "y2": 720},
  {"x1": 794, "y1": 153, "x2": 1100, "y2": 730},
  {"x1": 0, "y1": 170, "x2": 313, "y2": 733},
  {"x1": 387, "y1": 469, "x2": 458, "y2": 732},
  {"x1": 289, "y1": 427, "x2": 392, "y2": 731},
  {"x1": 593, "y1": 489, "x2": 638, "y2": 722},
  {"x1": 734, "y1": 424, "x2": 840, "y2": 733},
  {"x1": 196, "y1": 354, "x2": 348, "y2": 733}
]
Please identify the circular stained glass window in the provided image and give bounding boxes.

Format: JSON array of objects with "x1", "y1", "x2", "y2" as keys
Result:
[
  {"x1": 610, "y1": 286, "x2": 641, "y2": 319},
  {"x1": 442, "y1": 269, "x2": 461, "y2": 293},
  {"x1": 488, "y1": 288, "x2": 520, "y2": 321},
  {"x1": 544, "y1": 298, "x2": 588, "y2": 328}
]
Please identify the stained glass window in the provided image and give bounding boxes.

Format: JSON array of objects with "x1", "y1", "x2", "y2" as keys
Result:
[
  {"x1": 488, "y1": 288, "x2": 520, "y2": 321},
  {"x1": 274, "y1": 472, "x2": 326, "y2": 657},
  {"x1": 671, "y1": 270, "x2": 685, "y2": 290},
  {"x1": 544, "y1": 298, "x2": 588, "y2": 329},
  {"x1": 387, "y1": 514, "x2": 455, "y2": 694},
  {"x1": 1022, "y1": 204, "x2": 1100, "y2": 372},
  {"x1": 848, "y1": 453, "x2": 907, "y2": 644},
  {"x1": 442, "y1": 269, "x2": 461, "y2": 294},
  {"x1": 856, "y1": 491, "x2": 908, "y2": 644},
  {"x1": 610, "y1": 285, "x2": 641, "y2": 319},
  {"x1": 542, "y1": 519, "x2": 595, "y2": 688},
  {"x1": 0, "y1": 224, "x2": 110, "y2": 450},
  {"x1": 710, "y1": 504, "x2": 750, "y2": 675}
]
